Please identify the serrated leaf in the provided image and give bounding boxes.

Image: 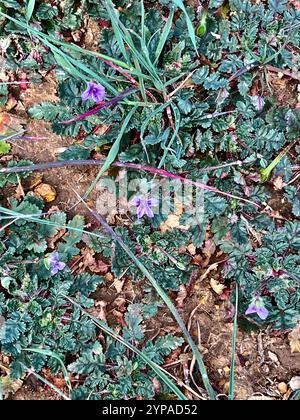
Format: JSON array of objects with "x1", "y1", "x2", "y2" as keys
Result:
[{"x1": 0, "y1": 141, "x2": 11, "y2": 155}]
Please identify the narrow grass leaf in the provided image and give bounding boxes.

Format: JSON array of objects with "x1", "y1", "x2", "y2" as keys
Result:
[
  {"x1": 26, "y1": 0, "x2": 35, "y2": 21},
  {"x1": 24, "y1": 348, "x2": 72, "y2": 392},
  {"x1": 21, "y1": 364, "x2": 70, "y2": 400},
  {"x1": 83, "y1": 106, "x2": 138, "y2": 198},
  {"x1": 229, "y1": 283, "x2": 239, "y2": 401},
  {"x1": 172, "y1": 0, "x2": 198, "y2": 54},
  {"x1": 65, "y1": 296, "x2": 188, "y2": 400},
  {"x1": 89, "y1": 210, "x2": 216, "y2": 400},
  {"x1": 154, "y1": 9, "x2": 174, "y2": 65}
]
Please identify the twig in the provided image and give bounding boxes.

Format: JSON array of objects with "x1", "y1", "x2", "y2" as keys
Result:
[
  {"x1": 266, "y1": 64, "x2": 300, "y2": 82},
  {"x1": 167, "y1": 70, "x2": 197, "y2": 99}
]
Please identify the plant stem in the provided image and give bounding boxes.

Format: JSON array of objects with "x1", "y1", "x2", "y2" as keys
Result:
[
  {"x1": 87, "y1": 207, "x2": 216, "y2": 400},
  {"x1": 0, "y1": 159, "x2": 261, "y2": 208}
]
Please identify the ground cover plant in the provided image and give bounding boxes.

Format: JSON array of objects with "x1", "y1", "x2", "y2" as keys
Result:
[{"x1": 0, "y1": 0, "x2": 300, "y2": 400}]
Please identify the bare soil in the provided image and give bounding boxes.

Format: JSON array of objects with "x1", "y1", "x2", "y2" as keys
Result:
[{"x1": 3, "y1": 16, "x2": 300, "y2": 400}]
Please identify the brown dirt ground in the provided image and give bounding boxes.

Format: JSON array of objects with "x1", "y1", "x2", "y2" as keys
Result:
[
  {"x1": 3, "y1": 14, "x2": 300, "y2": 400},
  {"x1": 10, "y1": 74, "x2": 101, "y2": 218}
]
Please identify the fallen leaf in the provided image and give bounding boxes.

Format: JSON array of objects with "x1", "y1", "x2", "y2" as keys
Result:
[
  {"x1": 210, "y1": 278, "x2": 225, "y2": 295},
  {"x1": 48, "y1": 228, "x2": 66, "y2": 249},
  {"x1": 160, "y1": 214, "x2": 189, "y2": 232},
  {"x1": 1, "y1": 376, "x2": 23, "y2": 398},
  {"x1": 268, "y1": 351, "x2": 279, "y2": 365},
  {"x1": 29, "y1": 174, "x2": 43, "y2": 189},
  {"x1": 288, "y1": 322, "x2": 300, "y2": 354},
  {"x1": 113, "y1": 279, "x2": 125, "y2": 293},
  {"x1": 34, "y1": 183, "x2": 57, "y2": 203},
  {"x1": 203, "y1": 239, "x2": 216, "y2": 257},
  {"x1": 15, "y1": 182, "x2": 25, "y2": 200},
  {"x1": 273, "y1": 176, "x2": 285, "y2": 190},
  {"x1": 187, "y1": 243, "x2": 196, "y2": 255},
  {"x1": 176, "y1": 285, "x2": 187, "y2": 308}
]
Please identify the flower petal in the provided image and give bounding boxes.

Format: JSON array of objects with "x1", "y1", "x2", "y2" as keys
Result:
[
  {"x1": 245, "y1": 304, "x2": 257, "y2": 316},
  {"x1": 57, "y1": 261, "x2": 66, "y2": 271},
  {"x1": 144, "y1": 203, "x2": 154, "y2": 218},
  {"x1": 130, "y1": 197, "x2": 141, "y2": 207},
  {"x1": 257, "y1": 306, "x2": 269, "y2": 320},
  {"x1": 92, "y1": 86, "x2": 106, "y2": 103},
  {"x1": 81, "y1": 87, "x2": 93, "y2": 101},
  {"x1": 136, "y1": 205, "x2": 145, "y2": 219}
]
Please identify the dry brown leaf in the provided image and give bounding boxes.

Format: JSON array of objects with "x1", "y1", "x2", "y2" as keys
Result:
[
  {"x1": 1, "y1": 376, "x2": 23, "y2": 398},
  {"x1": 94, "y1": 301, "x2": 108, "y2": 323},
  {"x1": 187, "y1": 243, "x2": 196, "y2": 255},
  {"x1": 160, "y1": 214, "x2": 189, "y2": 232},
  {"x1": 210, "y1": 278, "x2": 225, "y2": 295},
  {"x1": 203, "y1": 239, "x2": 216, "y2": 260},
  {"x1": 29, "y1": 174, "x2": 43, "y2": 189},
  {"x1": 34, "y1": 183, "x2": 57, "y2": 203},
  {"x1": 176, "y1": 285, "x2": 187, "y2": 308},
  {"x1": 273, "y1": 176, "x2": 285, "y2": 191},
  {"x1": 288, "y1": 322, "x2": 300, "y2": 354},
  {"x1": 78, "y1": 247, "x2": 95, "y2": 273},
  {"x1": 48, "y1": 228, "x2": 66, "y2": 249},
  {"x1": 15, "y1": 182, "x2": 25, "y2": 200},
  {"x1": 199, "y1": 262, "x2": 219, "y2": 282},
  {"x1": 113, "y1": 279, "x2": 125, "y2": 294}
]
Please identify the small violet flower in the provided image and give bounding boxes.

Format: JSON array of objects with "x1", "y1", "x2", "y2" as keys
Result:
[
  {"x1": 245, "y1": 296, "x2": 269, "y2": 320},
  {"x1": 130, "y1": 196, "x2": 157, "y2": 219},
  {"x1": 48, "y1": 252, "x2": 66, "y2": 275},
  {"x1": 82, "y1": 81, "x2": 106, "y2": 103}
]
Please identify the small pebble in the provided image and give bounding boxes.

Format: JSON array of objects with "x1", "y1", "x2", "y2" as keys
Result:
[
  {"x1": 277, "y1": 382, "x2": 287, "y2": 394},
  {"x1": 290, "y1": 376, "x2": 300, "y2": 391}
]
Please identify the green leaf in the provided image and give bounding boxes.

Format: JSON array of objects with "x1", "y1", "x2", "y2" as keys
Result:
[
  {"x1": 28, "y1": 103, "x2": 63, "y2": 121},
  {"x1": 268, "y1": 0, "x2": 288, "y2": 13},
  {"x1": 171, "y1": 0, "x2": 198, "y2": 54},
  {"x1": 0, "y1": 141, "x2": 11, "y2": 155},
  {"x1": 83, "y1": 106, "x2": 138, "y2": 198},
  {"x1": 25, "y1": 0, "x2": 35, "y2": 21}
]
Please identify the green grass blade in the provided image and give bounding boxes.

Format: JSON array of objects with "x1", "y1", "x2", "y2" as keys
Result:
[
  {"x1": 20, "y1": 363, "x2": 70, "y2": 400},
  {"x1": 229, "y1": 283, "x2": 239, "y2": 401},
  {"x1": 103, "y1": 0, "x2": 130, "y2": 62},
  {"x1": 260, "y1": 141, "x2": 295, "y2": 182},
  {"x1": 65, "y1": 296, "x2": 188, "y2": 400},
  {"x1": 91, "y1": 211, "x2": 216, "y2": 400},
  {"x1": 83, "y1": 106, "x2": 138, "y2": 199},
  {"x1": 141, "y1": 0, "x2": 146, "y2": 44},
  {"x1": 26, "y1": 0, "x2": 35, "y2": 21},
  {"x1": 172, "y1": 0, "x2": 198, "y2": 54},
  {"x1": 158, "y1": 103, "x2": 181, "y2": 168},
  {"x1": 52, "y1": 51, "x2": 87, "y2": 80},
  {"x1": 0, "y1": 11, "x2": 150, "y2": 80},
  {"x1": 33, "y1": 33, "x2": 118, "y2": 94},
  {"x1": 154, "y1": 8, "x2": 174, "y2": 65},
  {"x1": 24, "y1": 348, "x2": 72, "y2": 392},
  {"x1": 0, "y1": 205, "x2": 215, "y2": 399}
]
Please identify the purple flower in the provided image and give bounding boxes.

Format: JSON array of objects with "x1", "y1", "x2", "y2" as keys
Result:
[
  {"x1": 48, "y1": 253, "x2": 66, "y2": 275},
  {"x1": 130, "y1": 196, "x2": 157, "y2": 219},
  {"x1": 82, "y1": 82, "x2": 106, "y2": 103},
  {"x1": 245, "y1": 296, "x2": 269, "y2": 320}
]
